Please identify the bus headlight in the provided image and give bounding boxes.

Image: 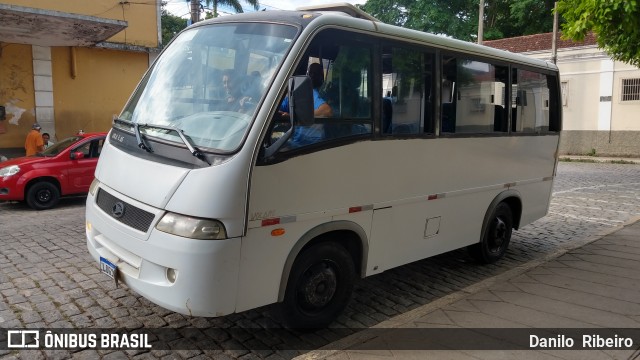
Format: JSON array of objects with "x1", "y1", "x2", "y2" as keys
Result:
[
  {"x1": 89, "y1": 178, "x2": 100, "y2": 196},
  {"x1": 156, "y1": 212, "x2": 227, "y2": 240}
]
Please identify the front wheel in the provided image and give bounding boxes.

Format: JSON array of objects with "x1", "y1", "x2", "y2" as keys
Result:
[
  {"x1": 276, "y1": 242, "x2": 355, "y2": 329},
  {"x1": 469, "y1": 202, "x2": 513, "y2": 264},
  {"x1": 26, "y1": 182, "x2": 60, "y2": 210}
]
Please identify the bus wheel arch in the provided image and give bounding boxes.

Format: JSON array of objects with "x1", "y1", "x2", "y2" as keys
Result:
[
  {"x1": 275, "y1": 222, "x2": 368, "y2": 328},
  {"x1": 469, "y1": 191, "x2": 521, "y2": 264}
]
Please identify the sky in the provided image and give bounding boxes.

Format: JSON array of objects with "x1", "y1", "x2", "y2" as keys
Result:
[{"x1": 164, "y1": 0, "x2": 366, "y2": 18}]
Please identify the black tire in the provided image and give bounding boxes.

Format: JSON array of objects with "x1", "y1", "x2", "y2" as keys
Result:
[
  {"x1": 469, "y1": 202, "x2": 513, "y2": 264},
  {"x1": 26, "y1": 181, "x2": 60, "y2": 210},
  {"x1": 276, "y1": 242, "x2": 355, "y2": 329}
]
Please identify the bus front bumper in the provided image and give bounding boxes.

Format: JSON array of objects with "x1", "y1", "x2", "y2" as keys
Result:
[{"x1": 85, "y1": 200, "x2": 241, "y2": 317}]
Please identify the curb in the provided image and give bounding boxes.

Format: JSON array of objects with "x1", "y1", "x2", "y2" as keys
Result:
[{"x1": 559, "y1": 156, "x2": 640, "y2": 164}]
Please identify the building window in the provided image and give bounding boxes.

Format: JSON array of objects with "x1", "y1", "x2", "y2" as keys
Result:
[
  {"x1": 621, "y1": 78, "x2": 640, "y2": 101},
  {"x1": 561, "y1": 81, "x2": 569, "y2": 106}
]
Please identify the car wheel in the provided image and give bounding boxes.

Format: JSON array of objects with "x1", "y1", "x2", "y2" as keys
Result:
[
  {"x1": 469, "y1": 202, "x2": 513, "y2": 264},
  {"x1": 26, "y1": 182, "x2": 60, "y2": 210},
  {"x1": 276, "y1": 242, "x2": 355, "y2": 329}
]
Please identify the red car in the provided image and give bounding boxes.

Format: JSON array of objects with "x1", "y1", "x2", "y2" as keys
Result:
[{"x1": 0, "y1": 132, "x2": 107, "y2": 210}]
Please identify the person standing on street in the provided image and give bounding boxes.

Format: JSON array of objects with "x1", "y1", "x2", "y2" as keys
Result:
[
  {"x1": 42, "y1": 132, "x2": 54, "y2": 149},
  {"x1": 25, "y1": 123, "x2": 44, "y2": 156}
]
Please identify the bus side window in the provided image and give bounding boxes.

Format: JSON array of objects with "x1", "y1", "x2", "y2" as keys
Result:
[
  {"x1": 441, "y1": 55, "x2": 507, "y2": 134},
  {"x1": 381, "y1": 46, "x2": 434, "y2": 135},
  {"x1": 513, "y1": 68, "x2": 556, "y2": 133}
]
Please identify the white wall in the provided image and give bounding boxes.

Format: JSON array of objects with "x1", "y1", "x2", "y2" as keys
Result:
[{"x1": 524, "y1": 46, "x2": 640, "y2": 156}]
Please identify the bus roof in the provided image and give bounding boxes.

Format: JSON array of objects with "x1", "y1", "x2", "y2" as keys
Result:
[{"x1": 296, "y1": 3, "x2": 380, "y2": 22}]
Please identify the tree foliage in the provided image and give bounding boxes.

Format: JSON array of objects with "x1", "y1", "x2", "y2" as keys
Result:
[
  {"x1": 161, "y1": 8, "x2": 187, "y2": 47},
  {"x1": 163, "y1": 1, "x2": 260, "y2": 45},
  {"x1": 198, "y1": 0, "x2": 259, "y2": 18},
  {"x1": 557, "y1": 0, "x2": 640, "y2": 67},
  {"x1": 360, "y1": 0, "x2": 555, "y2": 41}
]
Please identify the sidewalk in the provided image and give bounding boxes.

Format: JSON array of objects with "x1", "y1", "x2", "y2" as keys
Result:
[{"x1": 298, "y1": 217, "x2": 640, "y2": 360}]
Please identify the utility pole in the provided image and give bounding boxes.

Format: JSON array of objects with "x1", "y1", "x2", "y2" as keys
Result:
[
  {"x1": 552, "y1": 1, "x2": 559, "y2": 64},
  {"x1": 478, "y1": 0, "x2": 484, "y2": 45},
  {"x1": 190, "y1": 0, "x2": 200, "y2": 24}
]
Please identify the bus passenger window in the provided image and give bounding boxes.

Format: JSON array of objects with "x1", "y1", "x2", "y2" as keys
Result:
[
  {"x1": 441, "y1": 55, "x2": 507, "y2": 134},
  {"x1": 382, "y1": 46, "x2": 434, "y2": 135},
  {"x1": 513, "y1": 68, "x2": 556, "y2": 133}
]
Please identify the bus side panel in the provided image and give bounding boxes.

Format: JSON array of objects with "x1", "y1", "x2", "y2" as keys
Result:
[
  {"x1": 367, "y1": 135, "x2": 558, "y2": 272},
  {"x1": 244, "y1": 134, "x2": 557, "y2": 301},
  {"x1": 368, "y1": 192, "x2": 488, "y2": 274},
  {"x1": 517, "y1": 180, "x2": 556, "y2": 226}
]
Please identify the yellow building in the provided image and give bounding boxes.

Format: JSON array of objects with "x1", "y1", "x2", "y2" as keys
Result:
[{"x1": 0, "y1": 0, "x2": 160, "y2": 153}]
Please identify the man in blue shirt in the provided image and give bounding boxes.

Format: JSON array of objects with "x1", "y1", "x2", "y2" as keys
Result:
[{"x1": 278, "y1": 63, "x2": 333, "y2": 147}]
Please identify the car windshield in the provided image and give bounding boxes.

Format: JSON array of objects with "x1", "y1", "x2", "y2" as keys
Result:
[
  {"x1": 40, "y1": 136, "x2": 82, "y2": 156},
  {"x1": 117, "y1": 22, "x2": 297, "y2": 153}
]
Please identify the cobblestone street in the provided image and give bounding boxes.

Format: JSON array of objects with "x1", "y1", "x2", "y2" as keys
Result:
[{"x1": 1, "y1": 162, "x2": 639, "y2": 359}]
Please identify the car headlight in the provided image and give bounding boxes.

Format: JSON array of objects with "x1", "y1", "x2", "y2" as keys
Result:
[
  {"x1": 156, "y1": 212, "x2": 227, "y2": 240},
  {"x1": 0, "y1": 165, "x2": 20, "y2": 177}
]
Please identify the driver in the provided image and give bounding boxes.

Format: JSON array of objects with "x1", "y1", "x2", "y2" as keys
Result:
[{"x1": 218, "y1": 70, "x2": 241, "y2": 110}]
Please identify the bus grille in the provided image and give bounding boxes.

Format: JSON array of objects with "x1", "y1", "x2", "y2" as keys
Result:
[{"x1": 96, "y1": 189, "x2": 155, "y2": 233}]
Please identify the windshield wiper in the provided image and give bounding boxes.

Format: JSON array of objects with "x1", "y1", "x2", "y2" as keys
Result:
[
  {"x1": 114, "y1": 118, "x2": 152, "y2": 153},
  {"x1": 113, "y1": 119, "x2": 211, "y2": 165},
  {"x1": 170, "y1": 128, "x2": 212, "y2": 166},
  {"x1": 133, "y1": 123, "x2": 153, "y2": 153}
]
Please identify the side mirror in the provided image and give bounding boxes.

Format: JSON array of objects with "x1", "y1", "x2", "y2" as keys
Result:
[
  {"x1": 261, "y1": 75, "x2": 314, "y2": 160},
  {"x1": 288, "y1": 75, "x2": 314, "y2": 126},
  {"x1": 70, "y1": 151, "x2": 85, "y2": 160}
]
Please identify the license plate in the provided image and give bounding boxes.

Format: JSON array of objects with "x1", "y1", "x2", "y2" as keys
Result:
[{"x1": 100, "y1": 256, "x2": 117, "y2": 285}]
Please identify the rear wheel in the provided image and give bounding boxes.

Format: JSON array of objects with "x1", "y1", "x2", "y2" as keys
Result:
[
  {"x1": 276, "y1": 242, "x2": 355, "y2": 329},
  {"x1": 469, "y1": 202, "x2": 513, "y2": 264},
  {"x1": 26, "y1": 182, "x2": 60, "y2": 210}
]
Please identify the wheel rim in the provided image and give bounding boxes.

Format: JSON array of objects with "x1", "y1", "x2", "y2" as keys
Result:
[
  {"x1": 297, "y1": 261, "x2": 338, "y2": 312},
  {"x1": 488, "y1": 217, "x2": 507, "y2": 254},
  {"x1": 37, "y1": 189, "x2": 52, "y2": 204}
]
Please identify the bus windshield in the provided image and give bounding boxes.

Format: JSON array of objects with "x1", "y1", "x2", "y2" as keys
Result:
[{"x1": 118, "y1": 23, "x2": 297, "y2": 153}]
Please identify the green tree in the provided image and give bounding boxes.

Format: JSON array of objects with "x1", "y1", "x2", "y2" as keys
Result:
[
  {"x1": 361, "y1": 0, "x2": 477, "y2": 41},
  {"x1": 557, "y1": 0, "x2": 640, "y2": 67},
  {"x1": 360, "y1": 0, "x2": 554, "y2": 41},
  {"x1": 190, "y1": 0, "x2": 259, "y2": 21},
  {"x1": 161, "y1": 8, "x2": 187, "y2": 47}
]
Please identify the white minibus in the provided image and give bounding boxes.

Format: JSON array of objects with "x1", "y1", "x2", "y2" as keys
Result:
[{"x1": 86, "y1": 4, "x2": 561, "y2": 328}]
